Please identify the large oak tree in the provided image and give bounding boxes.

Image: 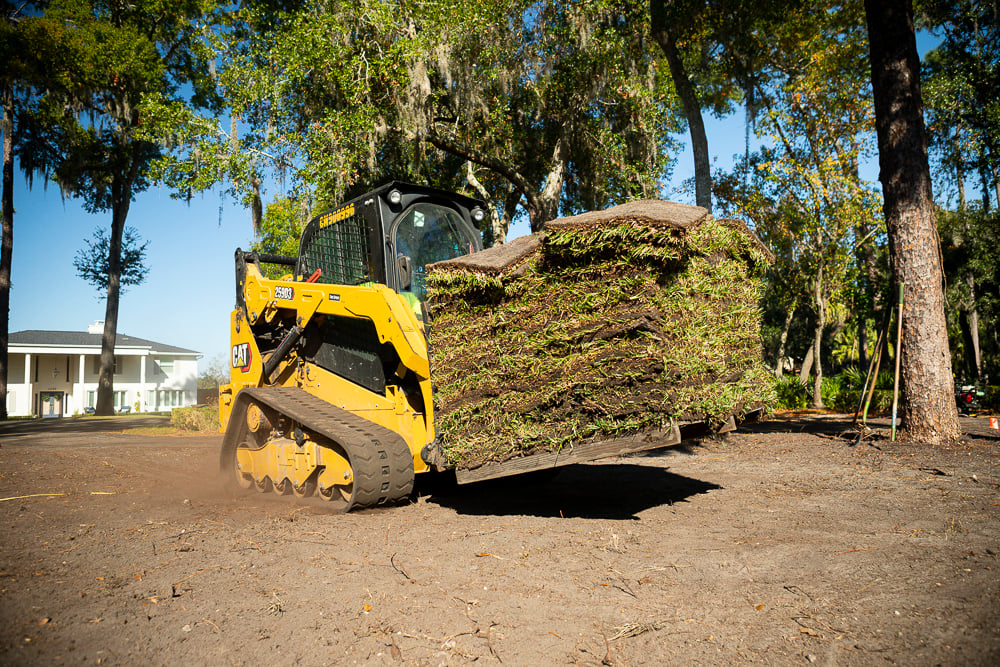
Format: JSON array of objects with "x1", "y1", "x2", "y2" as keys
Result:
[
  {"x1": 141, "y1": 0, "x2": 677, "y2": 241},
  {"x1": 17, "y1": 0, "x2": 221, "y2": 415}
]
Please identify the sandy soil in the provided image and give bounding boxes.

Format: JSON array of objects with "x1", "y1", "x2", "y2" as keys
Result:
[{"x1": 1, "y1": 414, "x2": 998, "y2": 665}]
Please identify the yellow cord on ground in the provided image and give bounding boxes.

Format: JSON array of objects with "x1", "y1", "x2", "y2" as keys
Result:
[{"x1": 0, "y1": 493, "x2": 67, "y2": 502}]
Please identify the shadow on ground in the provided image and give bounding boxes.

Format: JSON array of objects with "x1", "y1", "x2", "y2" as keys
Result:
[{"x1": 422, "y1": 462, "x2": 721, "y2": 520}]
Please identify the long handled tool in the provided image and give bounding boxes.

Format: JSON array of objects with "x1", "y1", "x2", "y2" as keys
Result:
[{"x1": 853, "y1": 320, "x2": 888, "y2": 427}]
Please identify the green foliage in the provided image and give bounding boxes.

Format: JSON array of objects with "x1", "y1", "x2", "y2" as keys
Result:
[
  {"x1": 73, "y1": 226, "x2": 148, "y2": 295},
  {"x1": 938, "y1": 206, "x2": 1000, "y2": 381},
  {"x1": 773, "y1": 370, "x2": 896, "y2": 414},
  {"x1": 920, "y1": 0, "x2": 1000, "y2": 206},
  {"x1": 983, "y1": 386, "x2": 1000, "y2": 412},
  {"x1": 714, "y1": 1, "x2": 884, "y2": 404},
  {"x1": 16, "y1": 0, "x2": 224, "y2": 207},
  {"x1": 774, "y1": 377, "x2": 810, "y2": 410},
  {"x1": 249, "y1": 196, "x2": 306, "y2": 277},
  {"x1": 140, "y1": 0, "x2": 680, "y2": 236}
]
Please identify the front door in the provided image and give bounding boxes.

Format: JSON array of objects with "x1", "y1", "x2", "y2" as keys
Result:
[{"x1": 39, "y1": 392, "x2": 64, "y2": 418}]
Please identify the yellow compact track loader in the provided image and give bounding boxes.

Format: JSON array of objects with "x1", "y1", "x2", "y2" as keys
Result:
[
  {"x1": 219, "y1": 182, "x2": 485, "y2": 511},
  {"x1": 219, "y1": 181, "x2": 725, "y2": 511}
]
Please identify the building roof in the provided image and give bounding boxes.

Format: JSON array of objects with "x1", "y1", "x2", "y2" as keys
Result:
[{"x1": 10, "y1": 330, "x2": 200, "y2": 355}]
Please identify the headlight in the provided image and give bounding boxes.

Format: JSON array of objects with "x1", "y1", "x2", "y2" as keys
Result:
[
  {"x1": 471, "y1": 207, "x2": 485, "y2": 223},
  {"x1": 387, "y1": 189, "x2": 402, "y2": 205}
]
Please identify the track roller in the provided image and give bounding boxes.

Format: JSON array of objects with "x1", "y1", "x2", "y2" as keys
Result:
[{"x1": 220, "y1": 387, "x2": 414, "y2": 511}]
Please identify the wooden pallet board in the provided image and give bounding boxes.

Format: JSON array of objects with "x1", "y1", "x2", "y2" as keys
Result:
[{"x1": 455, "y1": 423, "x2": 683, "y2": 485}]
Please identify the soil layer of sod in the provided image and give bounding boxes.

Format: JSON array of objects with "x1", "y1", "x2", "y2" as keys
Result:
[{"x1": 426, "y1": 199, "x2": 777, "y2": 470}]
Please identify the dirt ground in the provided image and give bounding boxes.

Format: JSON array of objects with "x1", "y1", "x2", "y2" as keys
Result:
[{"x1": 1, "y1": 413, "x2": 998, "y2": 665}]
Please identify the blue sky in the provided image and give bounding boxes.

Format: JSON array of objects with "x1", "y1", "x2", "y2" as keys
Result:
[{"x1": 10, "y1": 179, "x2": 253, "y2": 365}]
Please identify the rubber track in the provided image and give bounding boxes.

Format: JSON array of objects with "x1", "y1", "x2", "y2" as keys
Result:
[{"x1": 226, "y1": 386, "x2": 414, "y2": 511}]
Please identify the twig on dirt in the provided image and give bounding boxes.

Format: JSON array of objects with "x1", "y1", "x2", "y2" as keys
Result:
[
  {"x1": 0, "y1": 493, "x2": 66, "y2": 502},
  {"x1": 835, "y1": 547, "x2": 877, "y2": 556},
  {"x1": 635, "y1": 563, "x2": 689, "y2": 573},
  {"x1": 390, "y1": 553, "x2": 415, "y2": 583},
  {"x1": 233, "y1": 537, "x2": 263, "y2": 554},
  {"x1": 400, "y1": 628, "x2": 477, "y2": 648},
  {"x1": 596, "y1": 624, "x2": 614, "y2": 665},
  {"x1": 917, "y1": 467, "x2": 949, "y2": 476},
  {"x1": 610, "y1": 620, "x2": 670, "y2": 641},
  {"x1": 791, "y1": 616, "x2": 850, "y2": 648},
  {"x1": 485, "y1": 623, "x2": 503, "y2": 663},
  {"x1": 448, "y1": 529, "x2": 501, "y2": 541},
  {"x1": 312, "y1": 550, "x2": 361, "y2": 566},
  {"x1": 289, "y1": 538, "x2": 355, "y2": 549},
  {"x1": 794, "y1": 613, "x2": 846, "y2": 637},
  {"x1": 267, "y1": 593, "x2": 285, "y2": 615},
  {"x1": 602, "y1": 579, "x2": 637, "y2": 598},
  {"x1": 201, "y1": 617, "x2": 220, "y2": 633},
  {"x1": 205, "y1": 518, "x2": 235, "y2": 531},
  {"x1": 783, "y1": 585, "x2": 813, "y2": 600}
]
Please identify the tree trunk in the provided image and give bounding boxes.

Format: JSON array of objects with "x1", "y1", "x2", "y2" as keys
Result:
[
  {"x1": 964, "y1": 273, "x2": 981, "y2": 380},
  {"x1": 811, "y1": 269, "x2": 826, "y2": 408},
  {"x1": 854, "y1": 220, "x2": 870, "y2": 373},
  {"x1": 0, "y1": 84, "x2": 13, "y2": 421},
  {"x1": 954, "y1": 133, "x2": 966, "y2": 210},
  {"x1": 464, "y1": 161, "x2": 504, "y2": 246},
  {"x1": 865, "y1": 0, "x2": 960, "y2": 443},
  {"x1": 992, "y1": 162, "x2": 1000, "y2": 210},
  {"x1": 774, "y1": 297, "x2": 797, "y2": 378},
  {"x1": 527, "y1": 131, "x2": 569, "y2": 232},
  {"x1": 799, "y1": 345, "x2": 814, "y2": 385},
  {"x1": 650, "y1": 6, "x2": 711, "y2": 211},
  {"x1": 95, "y1": 162, "x2": 135, "y2": 416}
]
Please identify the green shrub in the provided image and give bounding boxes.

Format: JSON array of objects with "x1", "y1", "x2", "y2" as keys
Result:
[
  {"x1": 171, "y1": 405, "x2": 218, "y2": 432},
  {"x1": 775, "y1": 376, "x2": 810, "y2": 409},
  {"x1": 829, "y1": 369, "x2": 897, "y2": 414},
  {"x1": 821, "y1": 375, "x2": 843, "y2": 408}
]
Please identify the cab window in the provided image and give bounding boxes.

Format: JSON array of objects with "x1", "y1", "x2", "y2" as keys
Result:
[{"x1": 392, "y1": 203, "x2": 478, "y2": 304}]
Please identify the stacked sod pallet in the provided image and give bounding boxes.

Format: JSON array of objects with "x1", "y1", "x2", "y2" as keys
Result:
[{"x1": 426, "y1": 199, "x2": 776, "y2": 469}]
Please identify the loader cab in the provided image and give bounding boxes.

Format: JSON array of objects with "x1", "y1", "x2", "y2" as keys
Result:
[{"x1": 296, "y1": 182, "x2": 484, "y2": 316}]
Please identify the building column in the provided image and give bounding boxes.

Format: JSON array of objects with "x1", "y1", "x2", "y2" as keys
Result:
[
  {"x1": 24, "y1": 353, "x2": 32, "y2": 417},
  {"x1": 78, "y1": 355, "x2": 87, "y2": 413},
  {"x1": 139, "y1": 355, "x2": 147, "y2": 412}
]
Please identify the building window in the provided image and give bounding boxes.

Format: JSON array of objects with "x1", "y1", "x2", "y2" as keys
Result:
[
  {"x1": 87, "y1": 391, "x2": 96, "y2": 408},
  {"x1": 157, "y1": 359, "x2": 174, "y2": 376}
]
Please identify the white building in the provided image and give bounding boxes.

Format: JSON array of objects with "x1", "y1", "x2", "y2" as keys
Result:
[{"x1": 7, "y1": 322, "x2": 200, "y2": 417}]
